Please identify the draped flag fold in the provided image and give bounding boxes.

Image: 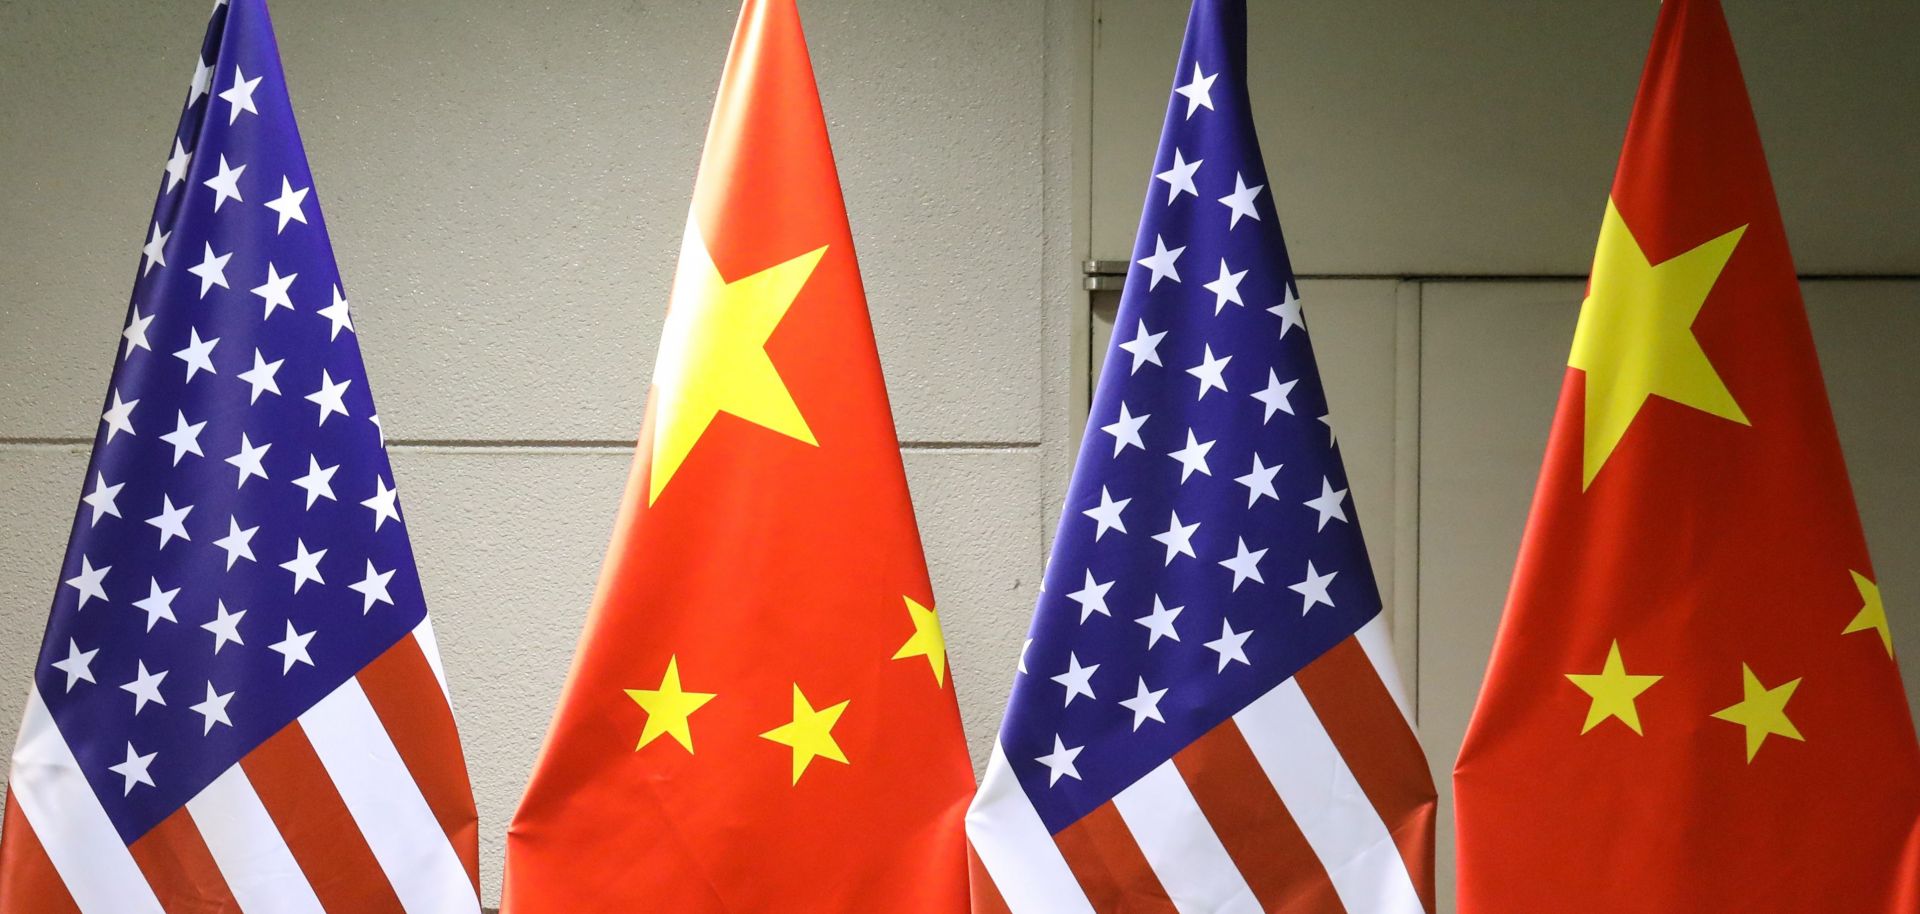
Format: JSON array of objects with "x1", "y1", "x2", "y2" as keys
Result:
[
  {"x1": 1454, "y1": 2, "x2": 1920, "y2": 910},
  {"x1": 0, "y1": 2, "x2": 480, "y2": 911},
  {"x1": 502, "y1": 2, "x2": 976, "y2": 910},
  {"x1": 965, "y1": 2, "x2": 1435, "y2": 911}
]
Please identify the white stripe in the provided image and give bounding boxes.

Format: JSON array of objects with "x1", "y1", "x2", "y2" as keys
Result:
[
  {"x1": 1355, "y1": 613, "x2": 1415, "y2": 726},
  {"x1": 187, "y1": 766, "x2": 327, "y2": 914},
  {"x1": 302, "y1": 677, "x2": 478, "y2": 913},
  {"x1": 6, "y1": 689, "x2": 165, "y2": 914},
  {"x1": 1111, "y1": 761, "x2": 1261, "y2": 914},
  {"x1": 411, "y1": 616, "x2": 452, "y2": 702},
  {"x1": 964, "y1": 742, "x2": 1096, "y2": 914},
  {"x1": 1236, "y1": 679, "x2": 1425, "y2": 914}
]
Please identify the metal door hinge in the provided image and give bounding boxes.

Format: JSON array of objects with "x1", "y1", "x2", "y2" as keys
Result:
[{"x1": 1083, "y1": 259, "x2": 1128, "y2": 292}]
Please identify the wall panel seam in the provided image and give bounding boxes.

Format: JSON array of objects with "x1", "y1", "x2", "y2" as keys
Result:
[{"x1": 1392, "y1": 280, "x2": 1424, "y2": 723}]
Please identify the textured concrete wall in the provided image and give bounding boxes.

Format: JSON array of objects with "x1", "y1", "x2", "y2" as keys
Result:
[
  {"x1": 1091, "y1": 0, "x2": 1920, "y2": 274},
  {"x1": 0, "y1": 0, "x2": 1061, "y2": 905}
]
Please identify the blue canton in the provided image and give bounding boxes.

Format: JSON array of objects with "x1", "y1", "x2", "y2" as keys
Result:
[
  {"x1": 999, "y1": 0, "x2": 1383, "y2": 833},
  {"x1": 33, "y1": 0, "x2": 426, "y2": 843}
]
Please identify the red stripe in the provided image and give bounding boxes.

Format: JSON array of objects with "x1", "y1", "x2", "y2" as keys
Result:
[
  {"x1": 1297, "y1": 637, "x2": 1437, "y2": 913},
  {"x1": 1173, "y1": 718, "x2": 1347, "y2": 914},
  {"x1": 129, "y1": 803, "x2": 241, "y2": 913},
  {"x1": 241, "y1": 722, "x2": 406, "y2": 914},
  {"x1": 1052, "y1": 801, "x2": 1179, "y2": 914},
  {"x1": 0, "y1": 792, "x2": 81, "y2": 914},
  {"x1": 356, "y1": 633, "x2": 481, "y2": 894},
  {"x1": 966, "y1": 840, "x2": 1013, "y2": 914}
]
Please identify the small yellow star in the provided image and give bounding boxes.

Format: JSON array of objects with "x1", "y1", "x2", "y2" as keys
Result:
[
  {"x1": 648, "y1": 220, "x2": 827, "y2": 504},
  {"x1": 1842, "y1": 570, "x2": 1893, "y2": 657},
  {"x1": 623, "y1": 655, "x2": 717, "y2": 754},
  {"x1": 891, "y1": 596, "x2": 949, "y2": 686},
  {"x1": 759, "y1": 684, "x2": 850, "y2": 784},
  {"x1": 1710, "y1": 664, "x2": 1804, "y2": 763},
  {"x1": 1565, "y1": 639, "x2": 1663, "y2": 735},
  {"x1": 1568, "y1": 199, "x2": 1750, "y2": 489}
]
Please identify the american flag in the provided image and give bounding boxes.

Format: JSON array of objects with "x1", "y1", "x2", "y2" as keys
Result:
[
  {"x1": 964, "y1": 2, "x2": 1435, "y2": 911},
  {"x1": 0, "y1": 2, "x2": 479, "y2": 911}
]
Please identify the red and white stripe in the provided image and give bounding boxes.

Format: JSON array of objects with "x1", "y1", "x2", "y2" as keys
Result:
[
  {"x1": 966, "y1": 614, "x2": 1436, "y2": 914},
  {"x1": 0, "y1": 620, "x2": 479, "y2": 913}
]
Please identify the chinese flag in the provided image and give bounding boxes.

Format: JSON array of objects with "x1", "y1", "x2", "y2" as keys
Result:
[
  {"x1": 500, "y1": 1, "x2": 975, "y2": 910},
  {"x1": 1453, "y1": 1, "x2": 1920, "y2": 911}
]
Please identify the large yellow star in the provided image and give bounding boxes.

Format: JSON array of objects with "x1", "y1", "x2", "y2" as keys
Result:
[
  {"x1": 1565, "y1": 639, "x2": 1663, "y2": 735},
  {"x1": 1709, "y1": 664, "x2": 1804, "y2": 763},
  {"x1": 1843, "y1": 570, "x2": 1893, "y2": 657},
  {"x1": 623, "y1": 655, "x2": 717, "y2": 753},
  {"x1": 759, "y1": 684, "x2": 850, "y2": 784},
  {"x1": 1568, "y1": 199, "x2": 1750, "y2": 489},
  {"x1": 648, "y1": 220, "x2": 827, "y2": 504},
  {"x1": 891, "y1": 596, "x2": 950, "y2": 686}
]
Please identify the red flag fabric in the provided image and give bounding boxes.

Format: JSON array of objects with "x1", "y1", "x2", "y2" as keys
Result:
[
  {"x1": 1453, "y1": 1, "x2": 1920, "y2": 911},
  {"x1": 500, "y1": 1, "x2": 975, "y2": 910}
]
